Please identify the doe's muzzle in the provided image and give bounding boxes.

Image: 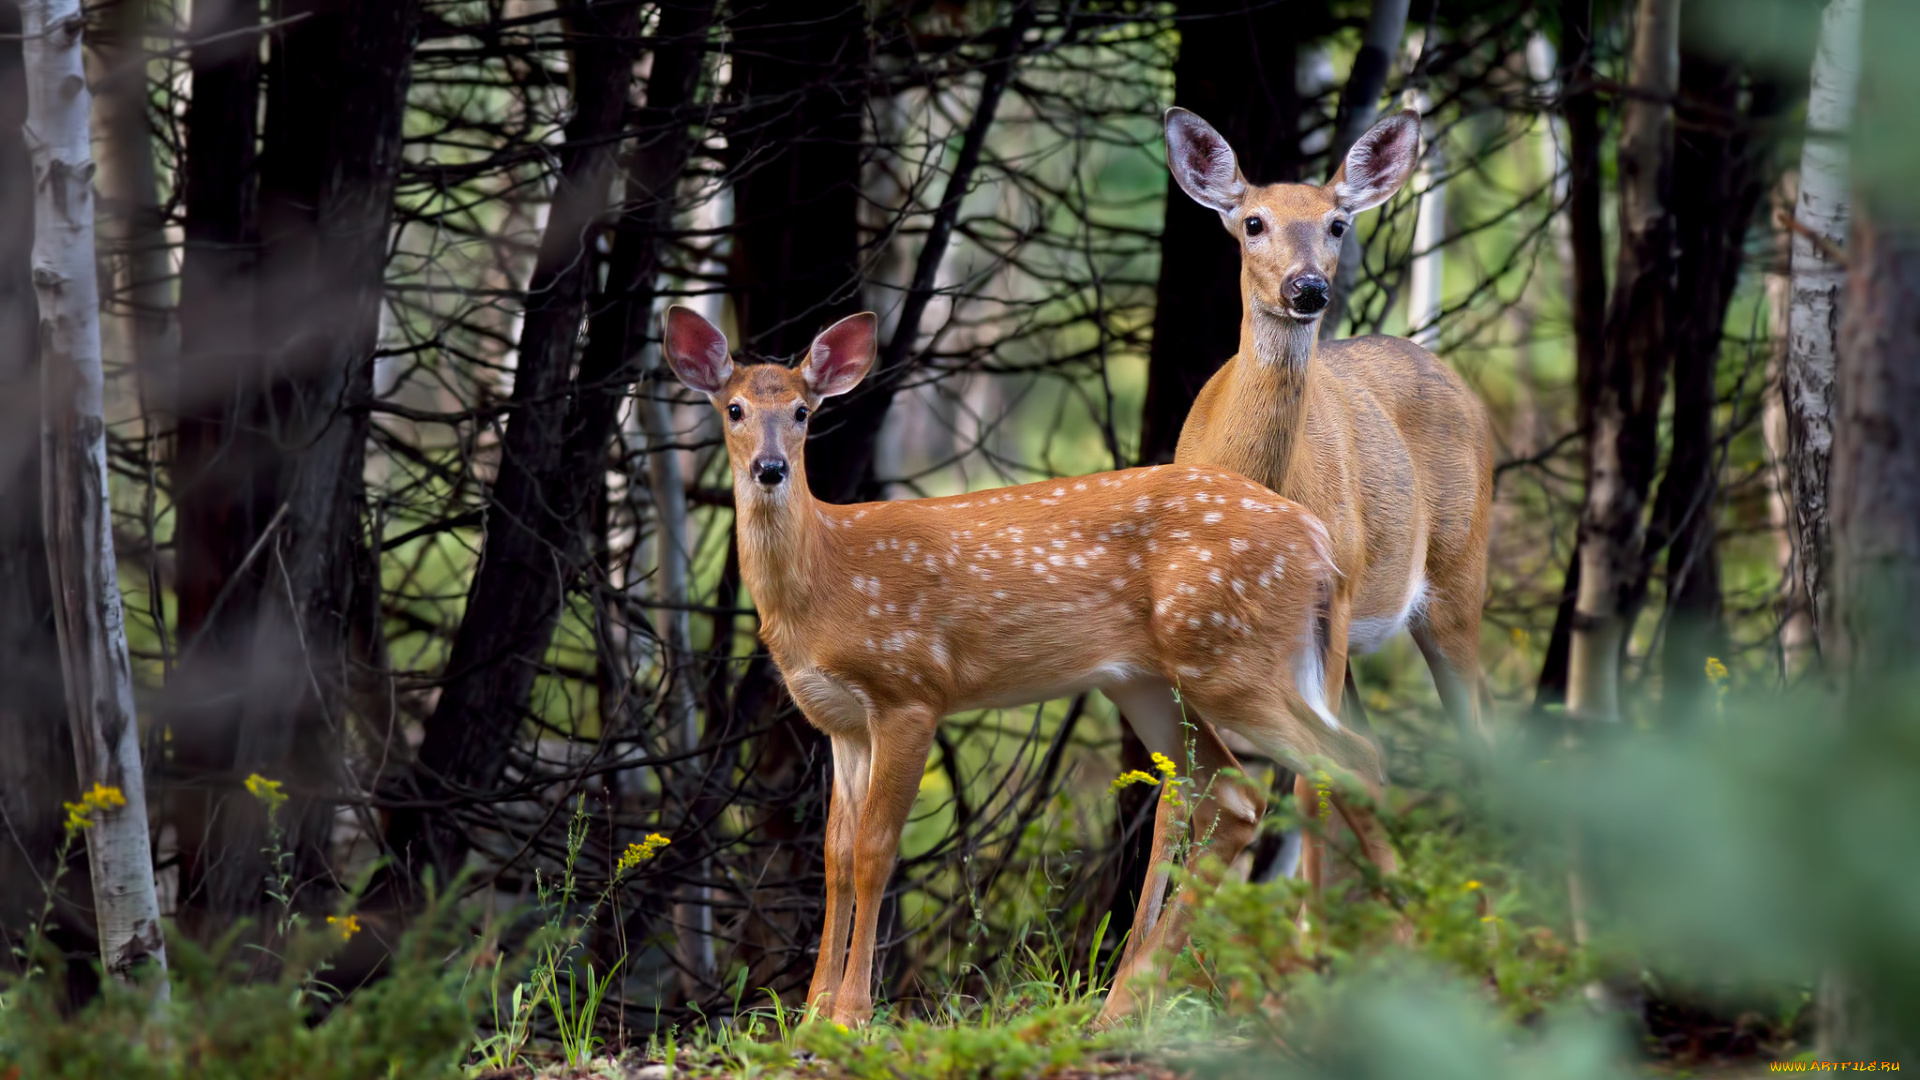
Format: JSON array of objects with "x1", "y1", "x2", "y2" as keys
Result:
[{"x1": 1286, "y1": 273, "x2": 1330, "y2": 315}]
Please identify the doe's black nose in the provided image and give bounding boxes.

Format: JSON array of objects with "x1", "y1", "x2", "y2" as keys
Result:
[
  {"x1": 1287, "y1": 273, "x2": 1330, "y2": 314},
  {"x1": 753, "y1": 457, "x2": 789, "y2": 486}
]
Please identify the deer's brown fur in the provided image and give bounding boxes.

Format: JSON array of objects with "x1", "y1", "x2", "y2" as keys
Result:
[
  {"x1": 661, "y1": 306, "x2": 1387, "y2": 1027},
  {"x1": 1092, "y1": 109, "x2": 1494, "y2": 1025}
]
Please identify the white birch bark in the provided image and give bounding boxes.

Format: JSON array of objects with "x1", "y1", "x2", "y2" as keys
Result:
[
  {"x1": 87, "y1": 0, "x2": 174, "y2": 394},
  {"x1": 1766, "y1": 180, "x2": 1817, "y2": 679},
  {"x1": 1405, "y1": 88, "x2": 1445, "y2": 348},
  {"x1": 632, "y1": 181, "x2": 732, "y2": 984},
  {"x1": 1784, "y1": 0, "x2": 1864, "y2": 648},
  {"x1": 20, "y1": 0, "x2": 168, "y2": 989}
]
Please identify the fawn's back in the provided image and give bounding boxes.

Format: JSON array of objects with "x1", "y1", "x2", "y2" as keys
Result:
[{"x1": 753, "y1": 464, "x2": 1368, "y2": 767}]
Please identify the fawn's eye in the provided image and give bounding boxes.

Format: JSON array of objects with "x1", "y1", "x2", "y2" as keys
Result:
[
  {"x1": 727, "y1": 403, "x2": 743, "y2": 422},
  {"x1": 794, "y1": 405, "x2": 809, "y2": 423},
  {"x1": 1245, "y1": 216, "x2": 1265, "y2": 237},
  {"x1": 1329, "y1": 219, "x2": 1349, "y2": 239}
]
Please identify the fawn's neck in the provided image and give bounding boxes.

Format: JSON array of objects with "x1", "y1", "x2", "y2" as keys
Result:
[
  {"x1": 1235, "y1": 307, "x2": 1321, "y2": 493},
  {"x1": 733, "y1": 471, "x2": 829, "y2": 625}
]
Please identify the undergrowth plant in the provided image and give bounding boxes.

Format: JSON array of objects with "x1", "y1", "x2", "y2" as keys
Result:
[
  {"x1": 1179, "y1": 780, "x2": 1584, "y2": 1040},
  {"x1": 467, "y1": 794, "x2": 668, "y2": 1071},
  {"x1": 0, "y1": 888, "x2": 480, "y2": 1080}
]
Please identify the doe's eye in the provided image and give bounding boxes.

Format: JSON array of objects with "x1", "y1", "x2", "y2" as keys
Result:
[
  {"x1": 1329, "y1": 219, "x2": 1349, "y2": 239},
  {"x1": 726, "y1": 403, "x2": 743, "y2": 422},
  {"x1": 1245, "y1": 216, "x2": 1265, "y2": 237},
  {"x1": 794, "y1": 405, "x2": 809, "y2": 423}
]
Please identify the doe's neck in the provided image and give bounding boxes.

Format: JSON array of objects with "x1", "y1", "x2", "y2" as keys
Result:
[
  {"x1": 1230, "y1": 306, "x2": 1322, "y2": 491},
  {"x1": 1241, "y1": 305, "x2": 1320, "y2": 376}
]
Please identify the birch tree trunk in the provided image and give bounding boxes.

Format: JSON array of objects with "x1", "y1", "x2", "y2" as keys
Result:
[
  {"x1": 1785, "y1": 0, "x2": 1864, "y2": 654},
  {"x1": 1566, "y1": 0, "x2": 1679, "y2": 724},
  {"x1": 20, "y1": 0, "x2": 167, "y2": 988},
  {"x1": 1766, "y1": 183, "x2": 1817, "y2": 679},
  {"x1": 0, "y1": 1, "x2": 87, "y2": 951},
  {"x1": 87, "y1": 0, "x2": 173, "y2": 396},
  {"x1": 1405, "y1": 88, "x2": 1445, "y2": 349}
]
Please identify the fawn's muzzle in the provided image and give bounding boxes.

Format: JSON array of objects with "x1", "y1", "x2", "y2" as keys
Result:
[{"x1": 753, "y1": 457, "x2": 790, "y2": 486}]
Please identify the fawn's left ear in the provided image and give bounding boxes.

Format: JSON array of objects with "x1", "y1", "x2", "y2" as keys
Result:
[
  {"x1": 800, "y1": 312, "x2": 878, "y2": 398},
  {"x1": 1331, "y1": 109, "x2": 1421, "y2": 213},
  {"x1": 661, "y1": 306, "x2": 733, "y2": 394}
]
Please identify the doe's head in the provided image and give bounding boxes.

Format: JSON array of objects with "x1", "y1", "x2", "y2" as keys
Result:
[
  {"x1": 1163, "y1": 107, "x2": 1420, "y2": 323},
  {"x1": 660, "y1": 306, "x2": 878, "y2": 499}
]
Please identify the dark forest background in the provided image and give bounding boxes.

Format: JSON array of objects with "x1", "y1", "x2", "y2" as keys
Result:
[{"x1": 3, "y1": 0, "x2": 1917, "y2": 1065}]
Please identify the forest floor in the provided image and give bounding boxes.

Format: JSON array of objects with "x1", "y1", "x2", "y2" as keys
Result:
[{"x1": 467, "y1": 1024, "x2": 1804, "y2": 1080}]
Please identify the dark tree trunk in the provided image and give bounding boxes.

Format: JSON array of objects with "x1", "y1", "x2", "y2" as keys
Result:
[
  {"x1": 808, "y1": 3, "x2": 1032, "y2": 499},
  {"x1": 1827, "y1": 205, "x2": 1920, "y2": 1059},
  {"x1": 1127, "y1": 0, "x2": 1314, "y2": 935},
  {"x1": 197, "y1": 0, "x2": 421, "y2": 916},
  {"x1": 731, "y1": 0, "x2": 870, "y2": 497},
  {"x1": 1653, "y1": 53, "x2": 1781, "y2": 719},
  {"x1": 1138, "y1": 0, "x2": 1308, "y2": 467},
  {"x1": 394, "y1": 1, "x2": 717, "y2": 884},
  {"x1": 1535, "y1": 0, "x2": 1609, "y2": 714},
  {"x1": 167, "y1": 0, "x2": 267, "y2": 931},
  {"x1": 0, "y1": 6, "x2": 88, "y2": 966},
  {"x1": 1318, "y1": 0, "x2": 1413, "y2": 339},
  {"x1": 1566, "y1": 0, "x2": 1678, "y2": 723},
  {"x1": 723, "y1": 0, "x2": 868, "y2": 990}
]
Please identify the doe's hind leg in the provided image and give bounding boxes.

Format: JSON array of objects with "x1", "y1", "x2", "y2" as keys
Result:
[{"x1": 1411, "y1": 566, "x2": 1490, "y2": 747}]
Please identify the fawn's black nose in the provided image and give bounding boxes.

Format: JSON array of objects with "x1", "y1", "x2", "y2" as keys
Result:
[
  {"x1": 1287, "y1": 273, "x2": 1329, "y2": 315},
  {"x1": 753, "y1": 457, "x2": 789, "y2": 487}
]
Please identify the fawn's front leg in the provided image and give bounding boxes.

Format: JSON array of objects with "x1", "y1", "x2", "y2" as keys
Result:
[
  {"x1": 831, "y1": 708, "x2": 937, "y2": 1026},
  {"x1": 808, "y1": 733, "x2": 871, "y2": 1015}
]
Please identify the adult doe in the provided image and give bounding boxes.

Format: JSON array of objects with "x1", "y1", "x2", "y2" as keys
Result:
[
  {"x1": 660, "y1": 305, "x2": 1394, "y2": 1026},
  {"x1": 1127, "y1": 106, "x2": 1493, "y2": 986}
]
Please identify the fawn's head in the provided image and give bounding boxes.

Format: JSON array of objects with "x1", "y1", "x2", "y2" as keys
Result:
[
  {"x1": 661, "y1": 306, "x2": 878, "y2": 501},
  {"x1": 1164, "y1": 107, "x2": 1420, "y2": 324}
]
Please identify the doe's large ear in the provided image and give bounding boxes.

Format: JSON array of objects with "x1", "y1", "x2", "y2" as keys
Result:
[
  {"x1": 1331, "y1": 109, "x2": 1421, "y2": 213},
  {"x1": 661, "y1": 305, "x2": 732, "y2": 394},
  {"x1": 1164, "y1": 108, "x2": 1245, "y2": 216},
  {"x1": 800, "y1": 312, "x2": 877, "y2": 398}
]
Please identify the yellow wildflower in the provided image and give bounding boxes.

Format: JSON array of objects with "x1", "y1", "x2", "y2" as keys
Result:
[
  {"x1": 62, "y1": 783, "x2": 127, "y2": 834},
  {"x1": 617, "y1": 833, "x2": 672, "y2": 876},
  {"x1": 1510, "y1": 626, "x2": 1528, "y2": 647},
  {"x1": 1110, "y1": 769, "x2": 1158, "y2": 793},
  {"x1": 1150, "y1": 752, "x2": 1177, "y2": 778},
  {"x1": 1464, "y1": 880, "x2": 1482, "y2": 891},
  {"x1": 244, "y1": 773, "x2": 288, "y2": 814},
  {"x1": 1705, "y1": 657, "x2": 1731, "y2": 716},
  {"x1": 87, "y1": 783, "x2": 127, "y2": 810},
  {"x1": 327, "y1": 914, "x2": 362, "y2": 941}
]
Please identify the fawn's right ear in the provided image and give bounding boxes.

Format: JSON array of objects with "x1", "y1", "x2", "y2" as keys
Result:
[
  {"x1": 1164, "y1": 108, "x2": 1246, "y2": 217},
  {"x1": 801, "y1": 312, "x2": 878, "y2": 398},
  {"x1": 661, "y1": 306, "x2": 733, "y2": 394}
]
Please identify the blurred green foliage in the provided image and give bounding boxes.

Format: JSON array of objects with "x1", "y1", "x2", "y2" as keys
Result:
[{"x1": 0, "y1": 898, "x2": 480, "y2": 1080}]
